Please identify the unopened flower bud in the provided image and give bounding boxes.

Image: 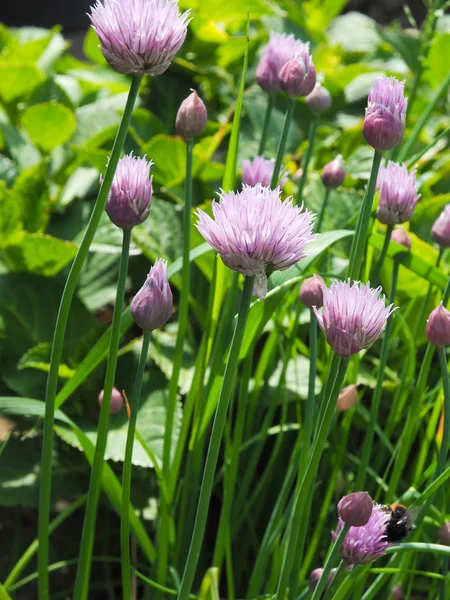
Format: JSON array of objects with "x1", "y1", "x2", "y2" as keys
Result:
[
  {"x1": 176, "y1": 89, "x2": 207, "y2": 141},
  {"x1": 104, "y1": 153, "x2": 153, "y2": 230},
  {"x1": 338, "y1": 491, "x2": 373, "y2": 526},
  {"x1": 437, "y1": 522, "x2": 450, "y2": 545},
  {"x1": 426, "y1": 303, "x2": 450, "y2": 346},
  {"x1": 391, "y1": 227, "x2": 411, "y2": 249},
  {"x1": 131, "y1": 259, "x2": 173, "y2": 332},
  {"x1": 337, "y1": 384, "x2": 358, "y2": 411},
  {"x1": 306, "y1": 82, "x2": 332, "y2": 113},
  {"x1": 391, "y1": 584, "x2": 405, "y2": 599},
  {"x1": 362, "y1": 76, "x2": 407, "y2": 151},
  {"x1": 279, "y1": 46, "x2": 316, "y2": 98},
  {"x1": 256, "y1": 32, "x2": 305, "y2": 94},
  {"x1": 299, "y1": 274, "x2": 325, "y2": 308},
  {"x1": 98, "y1": 387, "x2": 123, "y2": 414},
  {"x1": 308, "y1": 568, "x2": 337, "y2": 591},
  {"x1": 321, "y1": 156, "x2": 345, "y2": 189},
  {"x1": 432, "y1": 204, "x2": 450, "y2": 248},
  {"x1": 376, "y1": 162, "x2": 419, "y2": 225}
]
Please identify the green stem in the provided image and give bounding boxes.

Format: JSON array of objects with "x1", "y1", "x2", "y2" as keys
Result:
[
  {"x1": 317, "y1": 188, "x2": 331, "y2": 233},
  {"x1": 73, "y1": 229, "x2": 132, "y2": 600},
  {"x1": 355, "y1": 259, "x2": 399, "y2": 490},
  {"x1": 176, "y1": 275, "x2": 255, "y2": 600},
  {"x1": 274, "y1": 356, "x2": 349, "y2": 600},
  {"x1": 37, "y1": 73, "x2": 142, "y2": 600},
  {"x1": 371, "y1": 225, "x2": 393, "y2": 286},
  {"x1": 310, "y1": 525, "x2": 350, "y2": 600},
  {"x1": 437, "y1": 345, "x2": 450, "y2": 478},
  {"x1": 270, "y1": 98, "x2": 296, "y2": 189},
  {"x1": 121, "y1": 332, "x2": 151, "y2": 600},
  {"x1": 347, "y1": 151, "x2": 383, "y2": 281},
  {"x1": 258, "y1": 95, "x2": 275, "y2": 155},
  {"x1": 296, "y1": 114, "x2": 319, "y2": 205}
]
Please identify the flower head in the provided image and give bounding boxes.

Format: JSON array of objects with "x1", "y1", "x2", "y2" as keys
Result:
[
  {"x1": 391, "y1": 227, "x2": 411, "y2": 249},
  {"x1": 89, "y1": 0, "x2": 190, "y2": 75},
  {"x1": 176, "y1": 89, "x2": 207, "y2": 140},
  {"x1": 313, "y1": 280, "x2": 395, "y2": 357},
  {"x1": 299, "y1": 274, "x2": 325, "y2": 308},
  {"x1": 332, "y1": 504, "x2": 391, "y2": 567},
  {"x1": 98, "y1": 387, "x2": 123, "y2": 414},
  {"x1": 196, "y1": 184, "x2": 316, "y2": 299},
  {"x1": 306, "y1": 82, "x2": 332, "y2": 113},
  {"x1": 256, "y1": 32, "x2": 306, "y2": 94},
  {"x1": 426, "y1": 302, "x2": 450, "y2": 346},
  {"x1": 131, "y1": 259, "x2": 173, "y2": 331},
  {"x1": 362, "y1": 76, "x2": 407, "y2": 151},
  {"x1": 279, "y1": 46, "x2": 316, "y2": 98},
  {"x1": 104, "y1": 153, "x2": 153, "y2": 230},
  {"x1": 338, "y1": 491, "x2": 373, "y2": 527},
  {"x1": 432, "y1": 204, "x2": 450, "y2": 248},
  {"x1": 321, "y1": 156, "x2": 345, "y2": 189},
  {"x1": 376, "y1": 161, "x2": 419, "y2": 225},
  {"x1": 241, "y1": 156, "x2": 286, "y2": 188}
]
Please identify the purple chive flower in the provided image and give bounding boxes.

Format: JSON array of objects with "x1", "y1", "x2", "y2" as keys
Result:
[
  {"x1": 391, "y1": 227, "x2": 411, "y2": 249},
  {"x1": 321, "y1": 156, "x2": 345, "y2": 189},
  {"x1": 362, "y1": 76, "x2": 407, "y2": 151},
  {"x1": 432, "y1": 204, "x2": 450, "y2": 248},
  {"x1": 426, "y1": 303, "x2": 450, "y2": 346},
  {"x1": 241, "y1": 157, "x2": 287, "y2": 188},
  {"x1": 376, "y1": 161, "x2": 419, "y2": 225},
  {"x1": 279, "y1": 45, "x2": 316, "y2": 98},
  {"x1": 104, "y1": 153, "x2": 153, "y2": 230},
  {"x1": 131, "y1": 259, "x2": 173, "y2": 331},
  {"x1": 332, "y1": 504, "x2": 391, "y2": 568},
  {"x1": 89, "y1": 0, "x2": 190, "y2": 76},
  {"x1": 176, "y1": 89, "x2": 207, "y2": 141},
  {"x1": 98, "y1": 387, "x2": 123, "y2": 414},
  {"x1": 196, "y1": 184, "x2": 316, "y2": 299},
  {"x1": 256, "y1": 32, "x2": 306, "y2": 94},
  {"x1": 313, "y1": 280, "x2": 395, "y2": 357},
  {"x1": 306, "y1": 82, "x2": 332, "y2": 113}
]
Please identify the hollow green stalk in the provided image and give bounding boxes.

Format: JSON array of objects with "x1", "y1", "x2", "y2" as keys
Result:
[
  {"x1": 259, "y1": 95, "x2": 275, "y2": 155},
  {"x1": 371, "y1": 224, "x2": 394, "y2": 286},
  {"x1": 270, "y1": 98, "x2": 296, "y2": 189},
  {"x1": 317, "y1": 188, "x2": 331, "y2": 233},
  {"x1": 347, "y1": 151, "x2": 383, "y2": 281},
  {"x1": 177, "y1": 275, "x2": 255, "y2": 600},
  {"x1": 73, "y1": 229, "x2": 132, "y2": 600},
  {"x1": 296, "y1": 114, "x2": 319, "y2": 204},
  {"x1": 355, "y1": 258, "x2": 399, "y2": 490},
  {"x1": 274, "y1": 356, "x2": 349, "y2": 600},
  {"x1": 121, "y1": 332, "x2": 151, "y2": 600},
  {"x1": 37, "y1": 73, "x2": 142, "y2": 600},
  {"x1": 310, "y1": 524, "x2": 350, "y2": 600}
]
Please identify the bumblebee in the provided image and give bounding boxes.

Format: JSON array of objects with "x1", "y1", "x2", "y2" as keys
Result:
[{"x1": 381, "y1": 503, "x2": 414, "y2": 542}]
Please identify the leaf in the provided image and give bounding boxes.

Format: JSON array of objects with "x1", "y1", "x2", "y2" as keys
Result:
[
  {"x1": 0, "y1": 182, "x2": 23, "y2": 248},
  {"x1": 142, "y1": 135, "x2": 187, "y2": 188},
  {"x1": 0, "y1": 116, "x2": 41, "y2": 170},
  {"x1": 73, "y1": 93, "x2": 132, "y2": 146},
  {"x1": 0, "y1": 65, "x2": 45, "y2": 102},
  {"x1": 327, "y1": 12, "x2": 380, "y2": 54},
  {"x1": 58, "y1": 166, "x2": 100, "y2": 208},
  {"x1": 10, "y1": 162, "x2": 50, "y2": 232},
  {"x1": 21, "y1": 101, "x2": 76, "y2": 152},
  {"x1": 82, "y1": 27, "x2": 107, "y2": 66},
  {"x1": 18, "y1": 342, "x2": 75, "y2": 379},
  {"x1": 377, "y1": 26, "x2": 421, "y2": 73},
  {"x1": 268, "y1": 356, "x2": 321, "y2": 402},
  {"x1": 427, "y1": 33, "x2": 450, "y2": 87},
  {"x1": 198, "y1": 568, "x2": 220, "y2": 600},
  {"x1": 1, "y1": 233, "x2": 77, "y2": 276}
]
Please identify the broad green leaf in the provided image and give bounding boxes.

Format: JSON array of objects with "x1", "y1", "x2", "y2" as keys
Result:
[
  {"x1": 327, "y1": 12, "x2": 380, "y2": 54},
  {"x1": 0, "y1": 182, "x2": 23, "y2": 248},
  {"x1": 142, "y1": 134, "x2": 186, "y2": 187},
  {"x1": 0, "y1": 113, "x2": 41, "y2": 170},
  {"x1": 21, "y1": 101, "x2": 76, "y2": 152},
  {"x1": 82, "y1": 27, "x2": 107, "y2": 66},
  {"x1": 377, "y1": 26, "x2": 421, "y2": 73},
  {"x1": 73, "y1": 93, "x2": 132, "y2": 146},
  {"x1": 149, "y1": 325, "x2": 196, "y2": 395},
  {"x1": 10, "y1": 162, "x2": 50, "y2": 232},
  {"x1": 427, "y1": 33, "x2": 450, "y2": 87},
  {"x1": 1, "y1": 233, "x2": 77, "y2": 276},
  {"x1": 58, "y1": 166, "x2": 99, "y2": 208},
  {"x1": 268, "y1": 356, "x2": 321, "y2": 402},
  {"x1": 0, "y1": 65, "x2": 45, "y2": 102},
  {"x1": 18, "y1": 342, "x2": 74, "y2": 379}
]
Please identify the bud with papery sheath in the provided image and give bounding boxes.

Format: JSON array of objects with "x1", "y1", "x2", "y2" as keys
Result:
[
  {"x1": 308, "y1": 568, "x2": 337, "y2": 591},
  {"x1": 176, "y1": 89, "x2": 207, "y2": 141},
  {"x1": 338, "y1": 491, "x2": 373, "y2": 527},
  {"x1": 437, "y1": 522, "x2": 450, "y2": 545},
  {"x1": 306, "y1": 82, "x2": 332, "y2": 113},
  {"x1": 256, "y1": 32, "x2": 306, "y2": 94},
  {"x1": 337, "y1": 384, "x2": 358, "y2": 411},
  {"x1": 391, "y1": 584, "x2": 405, "y2": 599},
  {"x1": 321, "y1": 156, "x2": 345, "y2": 189},
  {"x1": 104, "y1": 153, "x2": 153, "y2": 230},
  {"x1": 131, "y1": 259, "x2": 173, "y2": 332},
  {"x1": 391, "y1": 227, "x2": 411, "y2": 249},
  {"x1": 98, "y1": 387, "x2": 123, "y2": 414},
  {"x1": 432, "y1": 204, "x2": 450, "y2": 248},
  {"x1": 362, "y1": 76, "x2": 407, "y2": 151},
  {"x1": 279, "y1": 46, "x2": 316, "y2": 98},
  {"x1": 426, "y1": 303, "x2": 450, "y2": 346},
  {"x1": 299, "y1": 274, "x2": 325, "y2": 308}
]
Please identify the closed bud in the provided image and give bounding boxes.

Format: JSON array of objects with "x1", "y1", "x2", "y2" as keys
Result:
[
  {"x1": 437, "y1": 522, "x2": 450, "y2": 545},
  {"x1": 306, "y1": 82, "x2": 332, "y2": 113},
  {"x1": 279, "y1": 45, "x2": 316, "y2": 98},
  {"x1": 337, "y1": 384, "x2": 358, "y2": 411},
  {"x1": 391, "y1": 227, "x2": 411, "y2": 249},
  {"x1": 176, "y1": 89, "x2": 207, "y2": 141},
  {"x1": 131, "y1": 259, "x2": 173, "y2": 332},
  {"x1": 426, "y1": 303, "x2": 450, "y2": 346},
  {"x1": 98, "y1": 387, "x2": 123, "y2": 414},
  {"x1": 338, "y1": 491, "x2": 373, "y2": 527},
  {"x1": 432, "y1": 204, "x2": 450, "y2": 248},
  {"x1": 321, "y1": 156, "x2": 345, "y2": 189},
  {"x1": 308, "y1": 568, "x2": 337, "y2": 591},
  {"x1": 299, "y1": 274, "x2": 325, "y2": 308},
  {"x1": 391, "y1": 584, "x2": 405, "y2": 600}
]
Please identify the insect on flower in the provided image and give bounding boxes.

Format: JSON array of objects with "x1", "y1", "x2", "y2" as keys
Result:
[{"x1": 380, "y1": 503, "x2": 415, "y2": 542}]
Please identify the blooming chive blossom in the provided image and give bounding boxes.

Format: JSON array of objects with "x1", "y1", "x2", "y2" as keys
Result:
[
  {"x1": 89, "y1": 0, "x2": 190, "y2": 76},
  {"x1": 256, "y1": 32, "x2": 306, "y2": 94},
  {"x1": 313, "y1": 280, "x2": 395, "y2": 357},
  {"x1": 104, "y1": 154, "x2": 153, "y2": 230},
  {"x1": 432, "y1": 204, "x2": 450, "y2": 248},
  {"x1": 279, "y1": 45, "x2": 316, "y2": 98},
  {"x1": 241, "y1": 157, "x2": 286, "y2": 188},
  {"x1": 131, "y1": 259, "x2": 173, "y2": 332},
  {"x1": 332, "y1": 504, "x2": 391, "y2": 568},
  {"x1": 376, "y1": 161, "x2": 419, "y2": 225},
  {"x1": 362, "y1": 76, "x2": 407, "y2": 151},
  {"x1": 196, "y1": 184, "x2": 316, "y2": 299}
]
